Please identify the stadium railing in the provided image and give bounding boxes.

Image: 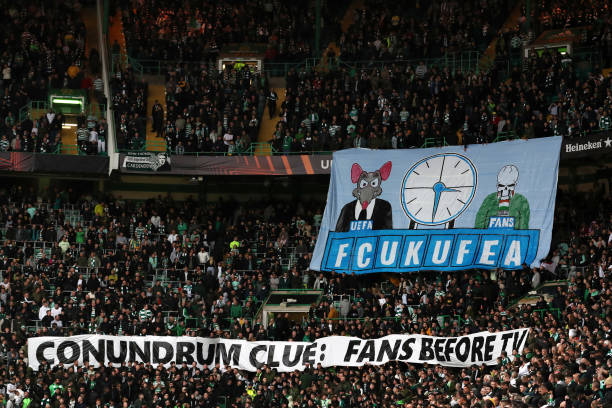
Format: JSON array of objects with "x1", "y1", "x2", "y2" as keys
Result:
[
  {"x1": 534, "y1": 308, "x2": 561, "y2": 319},
  {"x1": 117, "y1": 141, "x2": 334, "y2": 157},
  {"x1": 119, "y1": 139, "x2": 465, "y2": 155},
  {"x1": 121, "y1": 125, "x2": 612, "y2": 156},
  {"x1": 494, "y1": 131, "x2": 520, "y2": 142},
  {"x1": 19, "y1": 100, "x2": 50, "y2": 122},
  {"x1": 115, "y1": 51, "x2": 482, "y2": 80}
]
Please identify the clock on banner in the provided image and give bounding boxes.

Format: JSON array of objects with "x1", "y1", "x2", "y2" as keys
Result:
[{"x1": 401, "y1": 153, "x2": 477, "y2": 227}]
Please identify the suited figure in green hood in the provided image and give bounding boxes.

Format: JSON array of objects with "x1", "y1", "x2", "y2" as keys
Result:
[{"x1": 475, "y1": 165, "x2": 530, "y2": 229}]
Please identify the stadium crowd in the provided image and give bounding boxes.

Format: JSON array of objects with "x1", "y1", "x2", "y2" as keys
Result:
[
  {"x1": 0, "y1": 0, "x2": 94, "y2": 155},
  {"x1": 531, "y1": 0, "x2": 610, "y2": 34},
  {"x1": 160, "y1": 63, "x2": 264, "y2": 155},
  {"x1": 269, "y1": 51, "x2": 612, "y2": 153},
  {"x1": 0, "y1": 184, "x2": 609, "y2": 407},
  {"x1": 136, "y1": 48, "x2": 611, "y2": 155},
  {"x1": 338, "y1": 0, "x2": 511, "y2": 60},
  {"x1": 491, "y1": 0, "x2": 612, "y2": 88},
  {"x1": 0, "y1": 0, "x2": 611, "y2": 407},
  {"x1": 119, "y1": 0, "x2": 318, "y2": 63},
  {"x1": 108, "y1": 0, "x2": 612, "y2": 155}
]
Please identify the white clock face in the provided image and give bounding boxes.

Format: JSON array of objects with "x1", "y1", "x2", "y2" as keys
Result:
[{"x1": 401, "y1": 153, "x2": 477, "y2": 225}]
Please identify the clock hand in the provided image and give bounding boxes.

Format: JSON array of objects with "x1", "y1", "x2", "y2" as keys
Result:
[
  {"x1": 432, "y1": 182, "x2": 459, "y2": 220},
  {"x1": 432, "y1": 189, "x2": 442, "y2": 221}
]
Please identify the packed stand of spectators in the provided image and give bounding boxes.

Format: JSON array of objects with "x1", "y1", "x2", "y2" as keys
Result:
[
  {"x1": 268, "y1": 49, "x2": 612, "y2": 153},
  {"x1": 111, "y1": 69, "x2": 148, "y2": 151},
  {"x1": 161, "y1": 64, "x2": 266, "y2": 155},
  {"x1": 531, "y1": 0, "x2": 611, "y2": 36},
  {"x1": 492, "y1": 0, "x2": 612, "y2": 75},
  {"x1": 118, "y1": 0, "x2": 318, "y2": 63},
  {"x1": 338, "y1": 0, "x2": 512, "y2": 61},
  {"x1": 0, "y1": 182, "x2": 610, "y2": 406},
  {"x1": 0, "y1": 1, "x2": 101, "y2": 155},
  {"x1": 0, "y1": 0, "x2": 87, "y2": 117}
]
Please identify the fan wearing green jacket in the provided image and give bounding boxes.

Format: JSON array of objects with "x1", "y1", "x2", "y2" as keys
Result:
[{"x1": 475, "y1": 165, "x2": 530, "y2": 230}]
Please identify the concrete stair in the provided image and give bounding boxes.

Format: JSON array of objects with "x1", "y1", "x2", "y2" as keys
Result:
[
  {"x1": 112, "y1": 10, "x2": 166, "y2": 152},
  {"x1": 82, "y1": 7, "x2": 99, "y2": 58},
  {"x1": 256, "y1": 86, "x2": 286, "y2": 155},
  {"x1": 254, "y1": 142, "x2": 273, "y2": 156},
  {"x1": 317, "y1": 42, "x2": 341, "y2": 73},
  {"x1": 340, "y1": 0, "x2": 363, "y2": 33},
  {"x1": 478, "y1": 2, "x2": 523, "y2": 73},
  {"x1": 144, "y1": 76, "x2": 167, "y2": 152},
  {"x1": 60, "y1": 116, "x2": 79, "y2": 154},
  {"x1": 108, "y1": 10, "x2": 128, "y2": 71},
  {"x1": 316, "y1": 0, "x2": 363, "y2": 72}
]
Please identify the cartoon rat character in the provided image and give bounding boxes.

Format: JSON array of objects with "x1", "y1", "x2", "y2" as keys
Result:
[{"x1": 335, "y1": 161, "x2": 393, "y2": 232}]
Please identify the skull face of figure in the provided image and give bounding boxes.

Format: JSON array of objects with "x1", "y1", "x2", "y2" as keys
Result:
[{"x1": 497, "y1": 165, "x2": 519, "y2": 201}]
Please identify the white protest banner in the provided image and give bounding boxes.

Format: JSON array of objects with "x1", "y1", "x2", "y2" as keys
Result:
[{"x1": 28, "y1": 329, "x2": 529, "y2": 372}]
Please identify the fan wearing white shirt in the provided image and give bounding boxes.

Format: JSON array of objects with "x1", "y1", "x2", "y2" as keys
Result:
[
  {"x1": 46, "y1": 111, "x2": 55, "y2": 125},
  {"x1": 167, "y1": 230, "x2": 179, "y2": 244},
  {"x1": 150, "y1": 213, "x2": 161, "y2": 228},
  {"x1": 89, "y1": 129, "x2": 99, "y2": 153},
  {"x1": 197, "y1": 247, "x2": 210, "y2": 265},
  {"x1": 51, "y1": 304, "x2": 63, "y2": 318},
  {"x1": 38, "y1": 301, "x2": 50, "y2": 320},
  {"x1": 223, "y1": 131, "x2": 234, "y2": 146}
]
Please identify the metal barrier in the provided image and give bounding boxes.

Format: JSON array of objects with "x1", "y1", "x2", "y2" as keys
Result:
[
  {"x1": 437, "y1": 314, "x2": 470, "y2": 328},
  {"x1": 19, "y1": 101, "x2": 106, "y2": 123},
  {"x1": 115, "y1": 51, "x2": 481, "y2": 80},
  {"x1": 494, "y1": 131, "x2": 520, "y2": 142},
  {"x1": 305, "y1": 316, "x2": 402, "y2": 325},
  {"x1": 332, "y1": 51, "x2": 482, "y2": 75},
  {"x1": 421, "y1": 137, "x2": 449, "y2": 148},
  {"x1": 115, "y1": 125, "x2": 612, "y2": 156},
  {"x1": 534, "y1": 308, "x2": 561, "y2": 320},
  {"x1": 118, "y1": 141, "x2": 332, "y2": 157},
  {"x1": 19, "y1": 100, "x2": 49, "y2": 122},
  {"x1": 112, "y1": 54, "x2": 220, "y2": 77}
]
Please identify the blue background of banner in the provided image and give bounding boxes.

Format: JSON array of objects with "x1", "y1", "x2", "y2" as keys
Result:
[{"x1": 311, "y1": 137, "x2": 562, "y2": 273}]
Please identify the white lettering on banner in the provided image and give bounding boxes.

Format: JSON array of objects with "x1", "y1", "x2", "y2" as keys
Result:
[
  {"x1": 488, "y1": 217, "x2": 514, "y2": 228},
  {"x1": 403, "y1": 241, "x2": 423, "y2": 266},
  {"x1": 380, "y1": 241, "x2": 399, "y2": 265},
  {"x1": 350, "y1": 220, "x2": 373, "y2": 231},
  {"x1": 565, "y1": 140, "x2": 603, "y2": 153},
  {"x1": 357, "y1": 243, "x2": 373, "y2": 268},
  {"x1": 335, "y1": 243, "x2": 350, "y2": 267},
  {"x1": 504, "y1": 240, "x2": 522, "y2": 267},
  {"x1": 479, "y1": 240, "x2": 499, "y2": 265},
  {"x1": 27, "y1": 330, "x2": 530, "y2": 372},
  {"x1": 456, "y1": 240, "x2": 473, "y2": 264},
  {"x1": 431, "y1": 240, "x2": 452, "y2": 264}
]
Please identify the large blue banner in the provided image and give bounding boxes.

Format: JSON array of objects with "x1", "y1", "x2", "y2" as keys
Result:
[{"x1": 311, "y1": 137, "x2": 562, "y2": 274}]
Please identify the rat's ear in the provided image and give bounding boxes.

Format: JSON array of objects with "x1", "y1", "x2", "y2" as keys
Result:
[
  {"x1": 379, "y1": 161, "x2": 392, "y2": 181},
  {"x1": 351, "y1": 163, "x2": 363, "y2": 183}
]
